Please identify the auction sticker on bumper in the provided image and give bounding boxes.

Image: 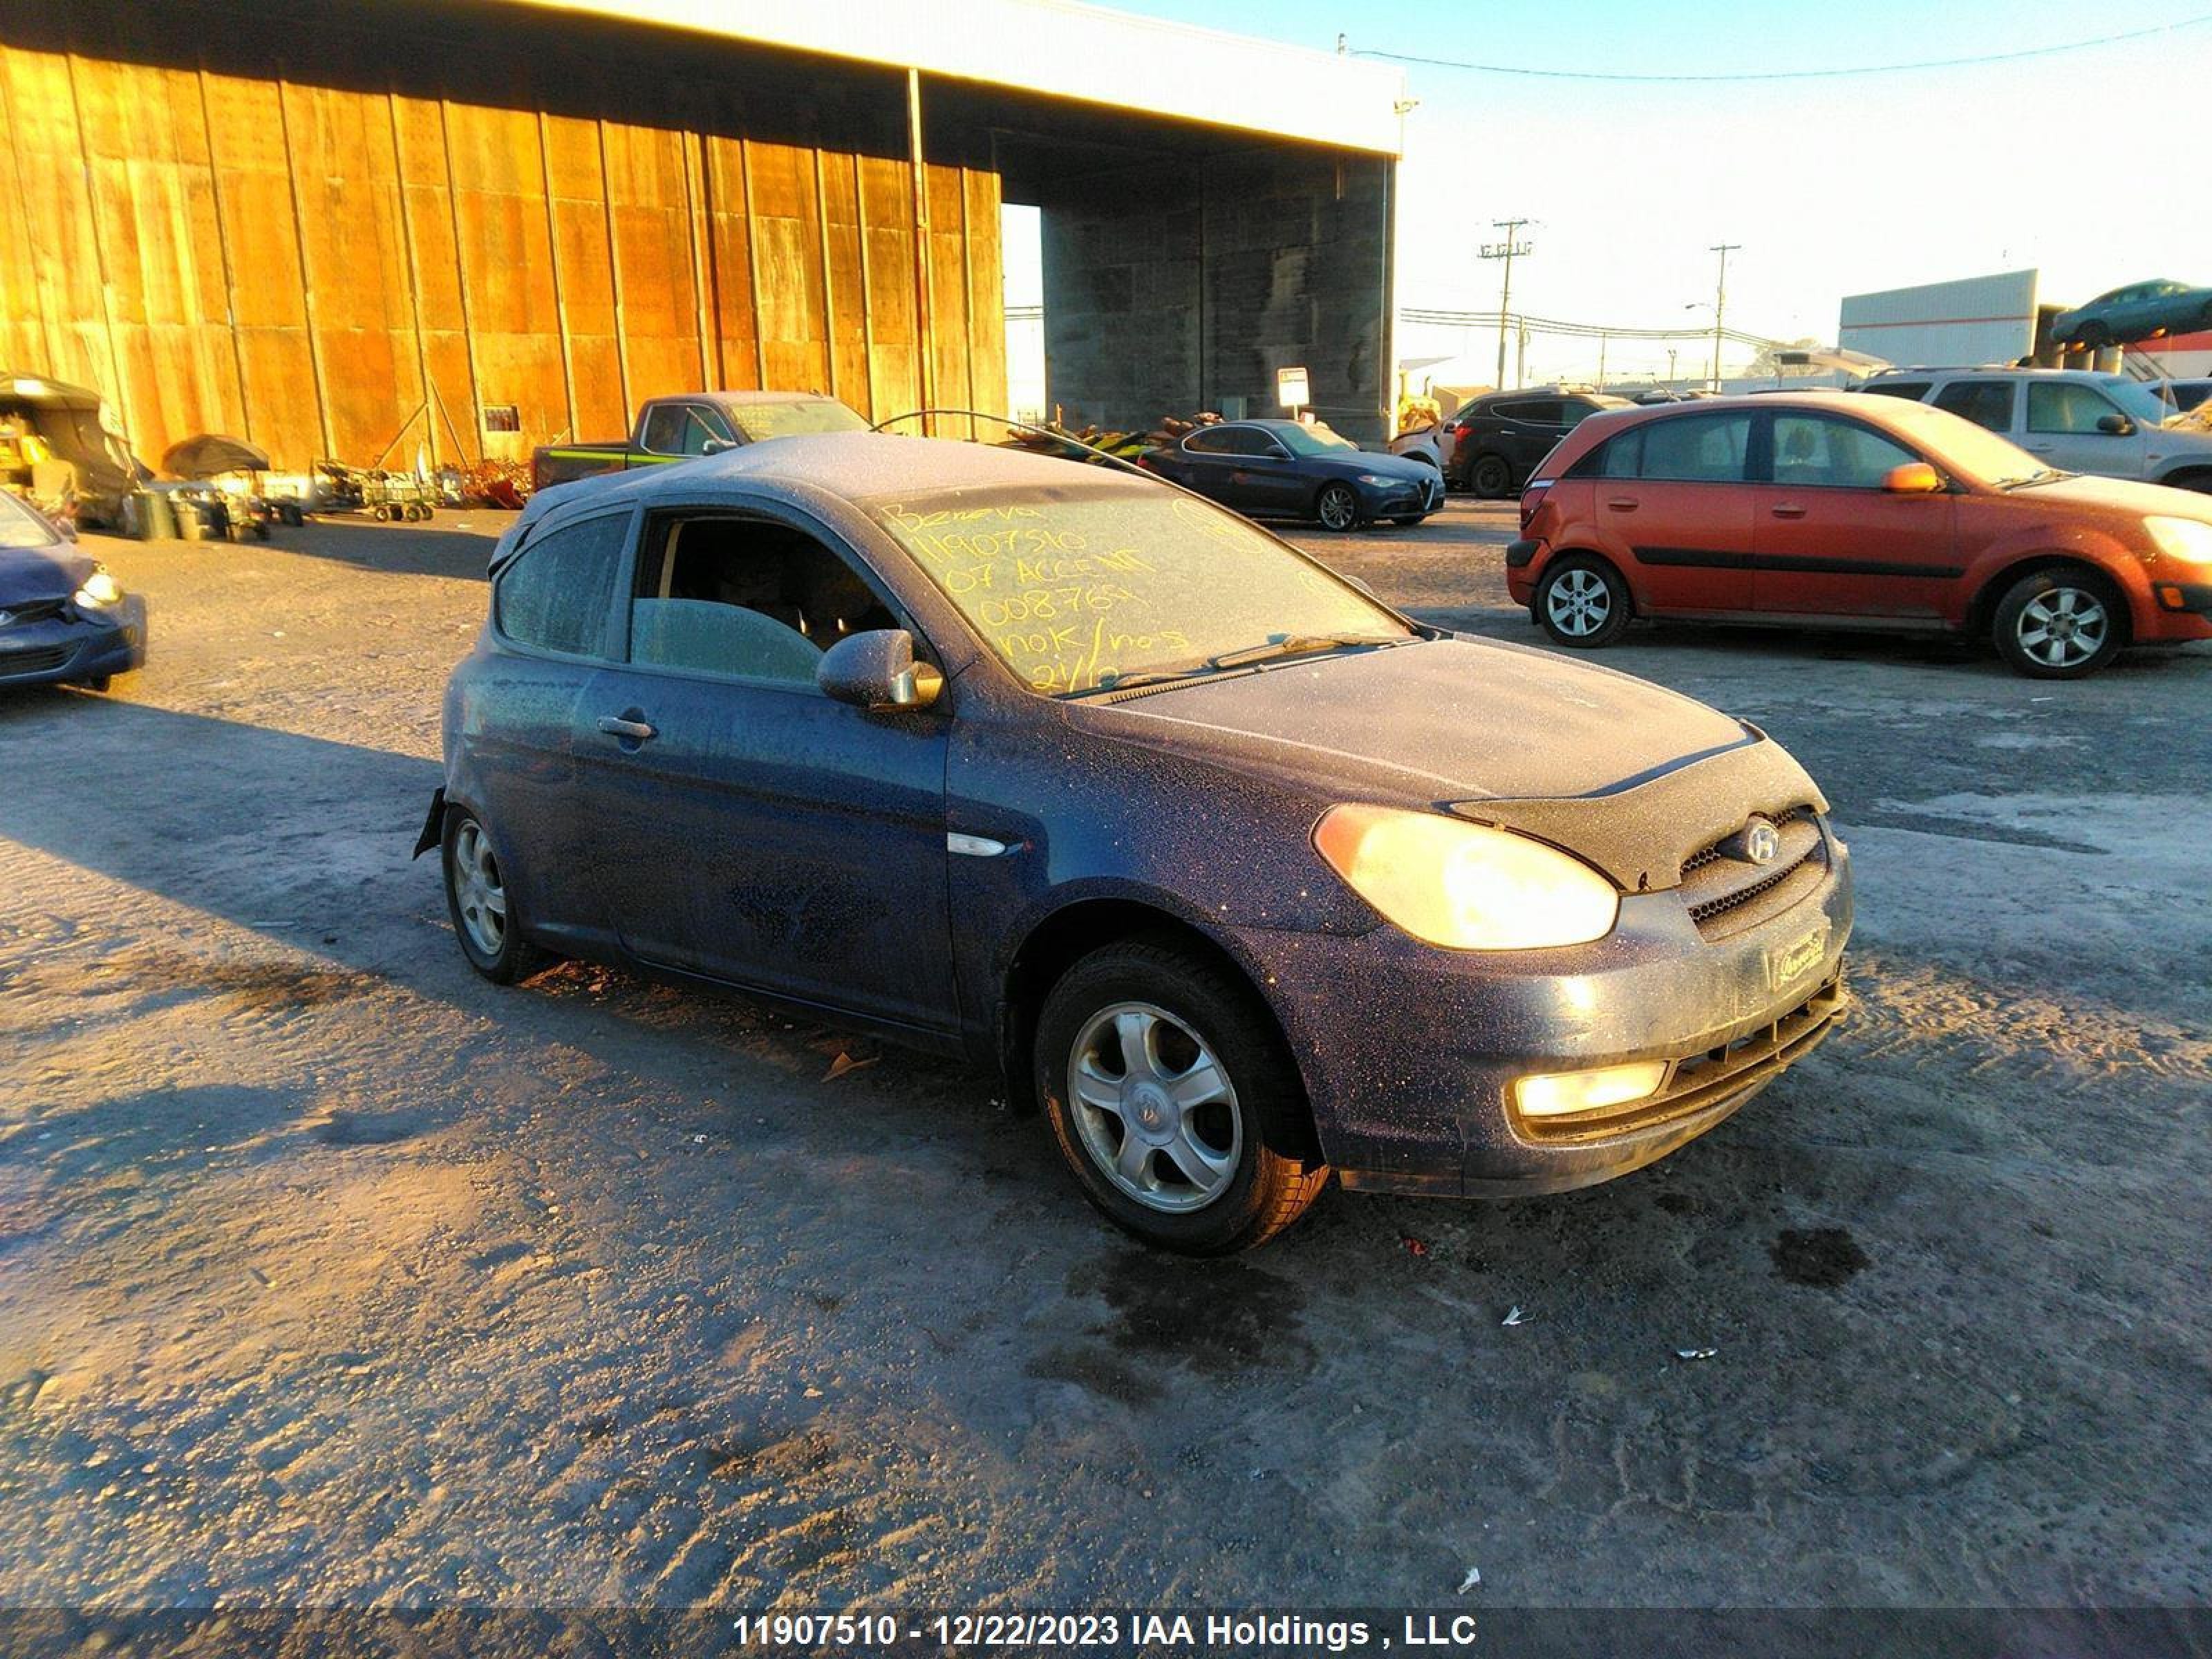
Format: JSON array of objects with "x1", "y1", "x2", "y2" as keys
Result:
[{"x1": 1767, "y1": 923, "x2": 1830, "y2": 994}]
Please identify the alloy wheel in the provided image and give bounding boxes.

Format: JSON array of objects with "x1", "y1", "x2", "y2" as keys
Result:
[
  {"x1": 1065, "y1": 1002, "x2": 1241, "y2": 1214},
  {"x1": 450, "y1": 819, "x2": 508, "y2": 956},
  {"x1": 2014, "y1": 586, "x2": 2108, "y2": 670},
  {"x1": 1546, "y1": 568, "x2": 1612, "y2": 637},
  {"x1": 1318, "y1": 486, "x2": 1357, "y2": 531}
]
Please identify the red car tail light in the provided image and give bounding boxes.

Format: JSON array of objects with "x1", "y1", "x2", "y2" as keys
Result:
[{"x1": 1520, "y1": 482, "x2": 1551, "y2": 534}]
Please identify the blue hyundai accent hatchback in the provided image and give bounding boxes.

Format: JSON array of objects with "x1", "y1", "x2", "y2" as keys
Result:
[{"x1": 422, "y1": 434, "x2": 1850, "y2": 1253}]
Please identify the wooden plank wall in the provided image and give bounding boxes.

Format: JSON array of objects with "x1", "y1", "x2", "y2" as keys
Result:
[{"x1": 0, "y1": 41, "x2": 1006, "y2": 471}]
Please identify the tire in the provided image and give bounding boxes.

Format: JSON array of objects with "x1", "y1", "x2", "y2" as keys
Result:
[
  {"x1": 2159, "y1": 469, "x2": 2212, "y2": 495},
  {"x1": 1535, "y1": 556, "x2": 1632, "y2": 648},
  {"x1": 1315, "y1": 482, "x2": 1360, "y2": 532},
  {"x1": 1992, "y1": 568, "x2": 2123, "y2": 678},
  {"x1": 1470, "y1": 453, "x2": 1512, "y2": 498},
  {"x1": 1035, "y1": 937, "x2": 1329, "y2": 1255},
  {"x1": 442, "y1": 807, "x2": 550, "y2": 984},
  {"x1": 2079, "y1": 322, "x2": 2110, "y2": 352}
]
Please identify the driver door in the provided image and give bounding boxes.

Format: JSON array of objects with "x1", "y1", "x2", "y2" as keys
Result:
[
  {"x1": 2021, "y1": 381, "x2": 2147, "y2": 478},
  {"x1": 573, "y1": 503, "x2": 959, "y2": 1035}
]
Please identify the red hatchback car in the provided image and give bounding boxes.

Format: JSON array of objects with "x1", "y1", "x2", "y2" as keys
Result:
[{"x1": 1507, "y1": 392, "x2": 2212, "y2": 677}]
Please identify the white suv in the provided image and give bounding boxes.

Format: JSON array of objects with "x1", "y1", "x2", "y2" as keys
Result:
[{"x1": 1856, "y1": 368, "x2": 2212, "y2": 494}]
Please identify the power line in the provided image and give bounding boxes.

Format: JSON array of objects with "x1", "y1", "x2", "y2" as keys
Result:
[
  {"x1": 1398, "y1": 308, "x2": 1782, "y2": 349},
  {"x1": 1351, "y1": 12, "x2": 2212, "y2": 82}
]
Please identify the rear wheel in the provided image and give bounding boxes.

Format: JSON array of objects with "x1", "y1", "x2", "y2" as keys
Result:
[
  {"x1": 1535, "y1": 556, "x2": 1632, "y2": 648},
  {"x1": 1993, "y1": 568, "x2": 2121, "y2": 678},
  {"x1": 1035, "y1": 939, "x2": 1328, "y2": 1254},
  {"x1": 1315, "y1": 482, "x2": 1360, "y2": 532},
  {"x1": 1470, "y1": 453, "x2": 1512, "y2": 498},
  {"x1": 443, "y1": 808, "x2": 550, "y2": 983},
  {"x1": 2078, "y1": 322, "x2": 2110, "y2": 352}
]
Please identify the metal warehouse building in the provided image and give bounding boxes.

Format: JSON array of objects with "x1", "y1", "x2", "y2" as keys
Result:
[{"x1": 0, "y1": 0, "x2": 1405, "y2": 471}]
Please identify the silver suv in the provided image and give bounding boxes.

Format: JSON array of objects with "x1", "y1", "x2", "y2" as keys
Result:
[{"x1": 1855, "y1": 368, "x2": 2212, "y2": 494}]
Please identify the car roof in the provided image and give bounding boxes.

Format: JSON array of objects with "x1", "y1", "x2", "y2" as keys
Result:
[
  {"x1": 1865, "y1": 366, "x2": 2124, "y2": 383},
  {"x1": 683, "y1": 390, "x2": 849, "y2": 406},
  {"x1": 560, "y1": 430, "x2": 1153, "y2": 507}
]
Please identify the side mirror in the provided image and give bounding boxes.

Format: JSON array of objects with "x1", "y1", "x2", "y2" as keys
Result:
[
  {"x1": 1263, "y1": 444, "x2": 1291, "y2": 460},
  {"x1": 700, "y1": 437, "x2": 734, "y2": 456},
  {"x1": 1882, "y1": 462, "x2": 1946, "y2": 495},
  {"x1": 817, "y1": 628, "x2": 942, "y2": 712},
  {"x1": 2095, "y1": 413, "x2": 2135, "y2": 436}
]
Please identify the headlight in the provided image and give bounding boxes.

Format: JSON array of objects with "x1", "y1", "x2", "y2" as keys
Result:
[
  {"x1": 1355, "y1": 474, "x2": 1404, "y2": 487},
  {"x1": 1314, "y1": 803, "x2": 1620, "y2": 950},
  {"x1": 2146, "y1": 515, "x2": 2212, "y2": 564},
  {"x1": 73, "y1": 569, "x2": 123, "y2": 608}
]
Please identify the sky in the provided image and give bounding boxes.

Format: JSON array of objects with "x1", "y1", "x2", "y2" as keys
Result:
[{"x1": 1006, "y1": 1, "x2": 2212, "y2": 386}]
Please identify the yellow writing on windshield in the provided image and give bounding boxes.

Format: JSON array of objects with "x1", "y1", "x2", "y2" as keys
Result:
[{"x1": 882, "y1": 501, "x2": 1176, "y2": 691}]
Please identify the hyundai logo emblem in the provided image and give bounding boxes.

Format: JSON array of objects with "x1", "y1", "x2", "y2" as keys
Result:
[{"x1": 1740, "y1": 818, "x2": 1781, "y2": 865}]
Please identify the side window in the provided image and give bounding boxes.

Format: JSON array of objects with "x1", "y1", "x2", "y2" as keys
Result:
[
  {"x1": 1497, "y1": 400, "x2": 1563, "y2": 426},
  {"x1": 494, "y1": 513, "x2": 628, "y2": 657},
  {"x1": 2027, "y1": 382, "x2": 2121, "y2": 435},
  {"x1": 1557, "y1": 400, "x2": 1606, "y2": 431},
  {"x1": 1184, "y1": 427, "x2": 1237, "y2": 455},
  {"x1": 1566, "y1": 428, "x2": 1642, "y2": 480},
  {"x1": 639, "y1": 403, "x2": 688, "y2": 454},
  {"x1": 1932, "y1": 380, "x2": 2016, "y2": 432},
  {"x1": 1860, "y1": 381, "x2": 1931, "y2": 402},
  {"x1": 626, "y1": 513, "x2": 900, "y2": 686},
  {"x1": 676, "y1": 404, "x2": 735, "y2": 456},
  {"x1": 1769, "y1": 416, "x2": 1920, "y2": 489},
  {"x1": 1638, "y1": 413, "x2": 1752, "y2": 483}
]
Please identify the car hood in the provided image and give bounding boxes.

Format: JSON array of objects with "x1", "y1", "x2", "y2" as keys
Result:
[
  {"x1": 0, "y1": 544, "x2": 93, "y2": 605},
  {"x1": 1329, "y1": 449, "x2": 1434, "y2": 482},
  {"x1": 1080, "y1": 635, "x2": 1826, "y2": 890},
  {"x1": 2018, "y1": 472, "x2": 2212, "y2": 519}
]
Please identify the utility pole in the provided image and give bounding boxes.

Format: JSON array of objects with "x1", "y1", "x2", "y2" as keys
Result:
[
  {"x1": 1481, "y1": 218, "x2": 1533, "y2": 391},
  {"x1": 1708, "y1": 242, "x2": 1740, "y2": 391}
]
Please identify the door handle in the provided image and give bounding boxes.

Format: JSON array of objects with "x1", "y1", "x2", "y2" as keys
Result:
[
  {"x1": 595, "y1": 715, "x2": 656, "y2": 742},
  {"x1": 1770, "y1": 503, "x2": 1808, "y2": 519},
  {"x1": 1606, "y1": 497, "x2": 1638, "y2": 512}
]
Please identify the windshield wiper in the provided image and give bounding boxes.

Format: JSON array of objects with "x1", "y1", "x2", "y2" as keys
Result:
[
  {"x1": 1998, "y1": 468, "x2": 2069, "y2": 490},
  {"x1": 1206, "y1": 632, "x2": 1410, "y2": 671}
]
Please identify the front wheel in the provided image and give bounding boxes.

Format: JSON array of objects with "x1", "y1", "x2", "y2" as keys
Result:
[
  {"x1": 1469, "y1": 453, "x2": 1512, "y2": 498},
  {"x1": 443, "y1": 808, "x2": 550, "y2": 983},
  {"x1": 1993, "y1": 570, "x2": 2121, "y2": 677},
  {"x1": 1315, "y1": 482, "x2": 1360, "y2": 532},
  {"x1": 1535, "y1": 556, "x2": 1632, "y2": 648},
  {"x1": 1035, "y1": 939, "x2": 1329, "y2": 1255}
]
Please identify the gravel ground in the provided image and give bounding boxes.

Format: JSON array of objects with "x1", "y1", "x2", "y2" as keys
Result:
[{"x1": 1, "y1": 497, "x2": 2208, "y2": 1620}]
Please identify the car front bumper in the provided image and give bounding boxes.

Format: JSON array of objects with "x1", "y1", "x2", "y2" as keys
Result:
[
  {"x1": 1226, "y1": 828, "x2": 1854, "y2": 1197},
  {"x1": 0, "y1": 597, "x2": 147, "y2": 688},
  {"x1": 1356, "y1": 475, "x2": 1443, "y2": 520}
]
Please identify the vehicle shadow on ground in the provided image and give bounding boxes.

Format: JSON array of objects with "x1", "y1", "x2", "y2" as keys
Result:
[{"x1": 249, "y1": 515, "x2": 505, "y2": 581}]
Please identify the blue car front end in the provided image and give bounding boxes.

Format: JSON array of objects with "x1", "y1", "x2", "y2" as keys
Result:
[{"x1": 0, "y1": 525, "x2": 147, "y2": 690}]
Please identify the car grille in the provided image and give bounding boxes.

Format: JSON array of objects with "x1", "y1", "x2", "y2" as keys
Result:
[
  {"x1": 0, "y1": 644, "x2": 75, "y2": 678},
  {"x1": 1678, "y1": 807, "x2": 1828, "y2": 940},
  {"x1": 0, "y1": 599, "x2": 66, "y2": 628},
  {"x1": 1513, "y1": 975, "x2": 1846, "y2": 1145}
]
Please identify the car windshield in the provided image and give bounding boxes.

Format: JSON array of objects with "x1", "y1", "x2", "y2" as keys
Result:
[
  {"x1": 870, "y1": 482, "x2": 1411, "y2": 696},
  {"x1": 1909, "y1": 414, "x2": 2066, "y2": 488},
  {"x1": 726, "y1": 400, "x2": 870, "y2": 442},
  {"x1": 1273, "y1": 422, "x2": 1358, "y2": 456},
  {"x1": 0, "y1": 489, "x2": 60, "y2": 549}
]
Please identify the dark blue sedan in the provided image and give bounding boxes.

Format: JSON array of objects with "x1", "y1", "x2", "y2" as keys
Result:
[
  {"x1": 1142, "y1": 418, "x2": 1443, "y2": 530},
  {"x1": 0, "y1": 491, "x2": 146, "y2": 692},
  {"x1": 420, "y1": 435, "x2": 1849, "y2": 1253}
]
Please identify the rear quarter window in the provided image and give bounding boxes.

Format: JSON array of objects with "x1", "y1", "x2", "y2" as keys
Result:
[
  {"x1": 1860, "y1": 381, "x2": 1931, "y2": 402},
  {"x1": 495, "y1": 512, "x2": 630, "y2": 657}
]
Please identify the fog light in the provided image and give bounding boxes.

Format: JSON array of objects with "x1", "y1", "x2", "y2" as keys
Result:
[{"x1": 1515, "y1": 1060, "x2": 1668, "y2": 1118}]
